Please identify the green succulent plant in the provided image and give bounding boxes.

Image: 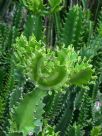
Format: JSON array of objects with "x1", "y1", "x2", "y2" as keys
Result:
[{"x1": 0, "y1": 1, "x2": 102, "y2": 136}]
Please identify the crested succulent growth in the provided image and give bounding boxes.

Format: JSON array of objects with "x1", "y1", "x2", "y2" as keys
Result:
[{"x1": 13, "y1": 35, "x2": 94, "y2": 91}]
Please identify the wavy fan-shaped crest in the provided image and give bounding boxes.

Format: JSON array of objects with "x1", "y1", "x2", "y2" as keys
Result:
[{"x1": 14, "y1": 35, "x2": 94, "y2": 91}]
